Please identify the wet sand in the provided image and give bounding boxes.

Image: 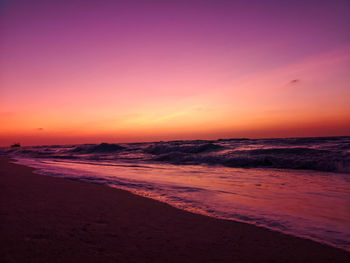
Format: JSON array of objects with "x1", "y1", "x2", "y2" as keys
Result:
[{"x1": 1, "y1": 157, "x2": 349, "y2": 263}]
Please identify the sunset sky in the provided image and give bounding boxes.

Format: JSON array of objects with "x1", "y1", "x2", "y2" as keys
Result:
[{"x1": 1, "y1": 0, "x2": 350, "y2": 146}]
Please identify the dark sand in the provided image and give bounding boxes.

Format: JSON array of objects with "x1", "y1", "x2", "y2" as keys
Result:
[{"x1": 1, "y1": 157, "x2": 349, "y2": 263}]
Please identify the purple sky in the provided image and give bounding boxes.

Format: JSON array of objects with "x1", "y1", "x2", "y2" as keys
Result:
[{"x1": 1, "y1": 0, "x2": 350, "y2": 145}]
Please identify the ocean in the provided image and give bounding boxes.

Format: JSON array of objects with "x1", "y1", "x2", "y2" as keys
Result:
[{"x1": 2, "y1": 136, "x2": 350, "y2": 251}]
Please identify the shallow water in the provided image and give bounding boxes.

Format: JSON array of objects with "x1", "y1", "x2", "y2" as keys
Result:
[{"x1": 14, "y1": 157, "x2": 350, "y2": 251}]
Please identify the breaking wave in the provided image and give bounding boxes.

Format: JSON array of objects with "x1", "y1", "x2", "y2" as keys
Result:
[
  {"x1": 1, "y1": 136, "x2": 349, "y2": 173},
  {"x1": 144, "y1": 142, "x2": 224, "y2": 154},
  {"x1": 71, "y1": 143, "x2": 125, "y2": 153}
]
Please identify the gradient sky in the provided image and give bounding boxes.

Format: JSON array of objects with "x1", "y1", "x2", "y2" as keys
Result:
[{"x1": 1, "y1": 0, "x2": 350, "y2": 146}]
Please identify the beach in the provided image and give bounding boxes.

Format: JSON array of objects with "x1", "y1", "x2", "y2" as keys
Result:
[{"x1": 1, "y1": 157, "x2": 349, "y2": 263}]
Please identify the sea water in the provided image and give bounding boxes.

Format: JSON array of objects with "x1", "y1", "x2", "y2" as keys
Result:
[{"x1": 2, "y1": 136, "x2": 349, "y2": 251}]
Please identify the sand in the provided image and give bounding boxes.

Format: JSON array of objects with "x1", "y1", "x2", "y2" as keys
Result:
[{"x1": 0, "y1": 157, "x2": 349, "y2": 263}]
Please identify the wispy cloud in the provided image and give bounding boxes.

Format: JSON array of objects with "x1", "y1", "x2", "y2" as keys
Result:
[{"x1": 288, "y1": 79, "x2": 300, "y2": 85}]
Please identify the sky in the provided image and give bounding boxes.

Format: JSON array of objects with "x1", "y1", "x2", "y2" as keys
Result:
[{"x1": 1, "y1": 0, "x2": 350, "y2": 146}]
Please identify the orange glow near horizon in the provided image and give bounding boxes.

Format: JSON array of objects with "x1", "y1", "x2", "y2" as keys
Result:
[{"x1": 1, "y1": 1, "x2": 350, "y2": 146}]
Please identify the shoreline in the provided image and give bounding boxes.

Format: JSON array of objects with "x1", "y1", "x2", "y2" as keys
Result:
[{"x1": 1, "y1": 157, "x2": 349, "y2": 262}]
